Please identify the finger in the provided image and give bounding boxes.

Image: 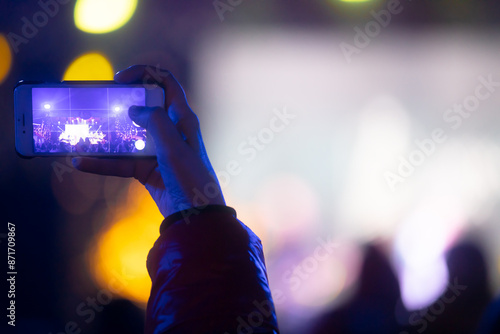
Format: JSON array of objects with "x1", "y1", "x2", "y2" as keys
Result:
[
  {"x1": 115, "y1": 65, "x2": 193, "y2": 119},
  {"x1": 167, "y1": 105, "x2": 202, "y2": 152},
  {"x1": 114, "y1": 65, "x2": 168, "y2": 86},
  {"x1": 128, "y1": 106, "x2": 186, "y2": 154},
  {"x1": 130, "y1": 105, "x2": 202, "y2": 155},
  {"x1": 114, "y1": 65, "x2": 184, "y2": 106},
  {"x1": 72, "y1": 157, "x2": 157, "y2": 185},
  {"x1": 117, "y1": 65, "x2": 203, "y2": 151},
  {"x1": 73, "y1": 157, "x2": 136, "y2": 177}
]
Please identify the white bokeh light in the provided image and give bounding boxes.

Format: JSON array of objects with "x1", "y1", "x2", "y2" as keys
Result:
[{"x1": 134, "y1": 139, "x2": 145, "y2": 151}]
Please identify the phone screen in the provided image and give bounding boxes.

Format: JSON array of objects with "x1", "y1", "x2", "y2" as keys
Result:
[{"x1": 32, "y1": 87, "x2": 152, "y2": 154}]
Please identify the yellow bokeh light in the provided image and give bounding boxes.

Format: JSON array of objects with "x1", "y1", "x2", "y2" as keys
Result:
[
  {"x1": 0, "y1": 34, "x2": 12, "y2": 84},
  {"x1": 89, "y1": 181, "x2": 163, "y2": 305},
  {"x1": 75, "y1": 0, "x2": 138, "y2": 34},
  {"x1": 63, "y1": 52, "x2": 114, "y2": 80}
]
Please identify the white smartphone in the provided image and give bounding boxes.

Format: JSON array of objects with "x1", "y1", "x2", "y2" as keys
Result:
[{"x1": 15, "y1": 81, "x2": 164, "y2": 158}]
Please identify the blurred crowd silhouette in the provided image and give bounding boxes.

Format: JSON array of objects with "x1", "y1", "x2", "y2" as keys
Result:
[
  {"x1": 84, "y1": 238, "x2": 500, "y2": 334},
  {"x1": 310, "y1": 238, "x2": 500, "y2": 334}
]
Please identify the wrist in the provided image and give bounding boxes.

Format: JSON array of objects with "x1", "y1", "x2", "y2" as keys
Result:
[{"x1": 160, "y1": 204, "x2": 236, "y2": 233}]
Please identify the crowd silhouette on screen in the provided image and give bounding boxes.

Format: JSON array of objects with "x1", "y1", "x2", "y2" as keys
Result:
[
  {"x1": 33, "y1": 116, "x2": 146, "y2": 153},
  {"x1": 35, "y1": 137, "x2": 141, "y2": 153}
]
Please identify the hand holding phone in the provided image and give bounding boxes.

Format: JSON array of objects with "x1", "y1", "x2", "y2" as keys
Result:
[{"x1": 71, "y1": 65, "x2": 225, "y2": 218}]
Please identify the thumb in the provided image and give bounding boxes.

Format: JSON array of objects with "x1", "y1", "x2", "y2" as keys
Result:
[
  {"x1": 128, "y1": 105, "x2": 154, "y2": 128},
  {"x1": 128, "y1": 105, "x2": 184, "y2": 152}
]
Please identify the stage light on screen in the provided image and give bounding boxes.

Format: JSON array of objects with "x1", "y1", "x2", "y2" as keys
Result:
[
  {"x1": 134, "y1": 139, "x2": 145, "y2": 151},
  {"x1": 0, "y1": 34, "x2": 12, "y2": 84},
  {"x1": 43, "y1": 103, "x2": 51, "y2": 110},
  {"x1": 74, "y1": 0, "x2": 138, "y2": 34},
  {"x1": 113, "y1": 106, "x2": 121, "y2": 112},
  {"x1": 63, "y1": 52, "x2": 114, "y2": 80}
]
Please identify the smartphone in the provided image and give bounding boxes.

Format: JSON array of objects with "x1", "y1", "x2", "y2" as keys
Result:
[{"x1": 15, "y1": 81, "x2": 164, "y2": 158}]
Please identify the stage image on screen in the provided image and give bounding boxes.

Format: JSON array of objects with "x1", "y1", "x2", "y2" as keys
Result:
[{"x1": 32, "y1": 87, "x2": 151, "y2": 154}]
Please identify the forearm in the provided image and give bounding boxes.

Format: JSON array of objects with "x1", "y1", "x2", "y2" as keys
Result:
[{"x1": 145, "y1": 205, "x2": 279, "y2": 334}]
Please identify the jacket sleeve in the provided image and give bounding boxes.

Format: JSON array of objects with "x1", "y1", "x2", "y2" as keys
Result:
[{"x1": 144, "y1": 205, "x2": 280, "y2": 334}]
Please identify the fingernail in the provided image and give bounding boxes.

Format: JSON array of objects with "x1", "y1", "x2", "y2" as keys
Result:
[
  {"x1": 114, "y1": 70, "x2": 124, "y2": 81},
  {"x1": 72, "y1": 157, "x2": 81, "y2": 168}
]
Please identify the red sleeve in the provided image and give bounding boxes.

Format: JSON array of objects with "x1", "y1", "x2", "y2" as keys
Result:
[{"x1": 144, "y1": 205, "x2": 280, "y2": 334}]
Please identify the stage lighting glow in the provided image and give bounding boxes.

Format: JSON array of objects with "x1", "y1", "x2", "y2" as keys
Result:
[
  {"x1": 399, "y1": 256, "x2": 449, "y2": 310},
  {"x1": 0, "y1": 34, "x2": 12, "y2": 84},
  {"x1": 289, "y1": 256, "x2": 347, "y2": 308},
  {"x1": 113, "y1": 106, "x2": 121, "y2": 112},
  {"x1": 89, "y1": 181, "x2": 162, "y2": 305},
  {"x1": 63, "y1": 52, "x2": 114, "y2": 80},
  {"x1": 393, "y1": 138, "x2": 500, "y2": 310},
  {"x1": 394, "y1": 202, "x2": 460, "y2": 310},
  {"x1": 134, "y1": 139, "x2": 145, "y2": 151},
  {"x1": 43, "y1": 103, "x2": 51, "y2": 110},
  {"x1": 75, "y1": 0, "x2": 138, "y2": 34},
  {"x1": 254, "y1": 173, "x2": 321, "y2": 240},
  {"x1": 337, "y1": 96, "x2": 411, "y2": 240}
]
